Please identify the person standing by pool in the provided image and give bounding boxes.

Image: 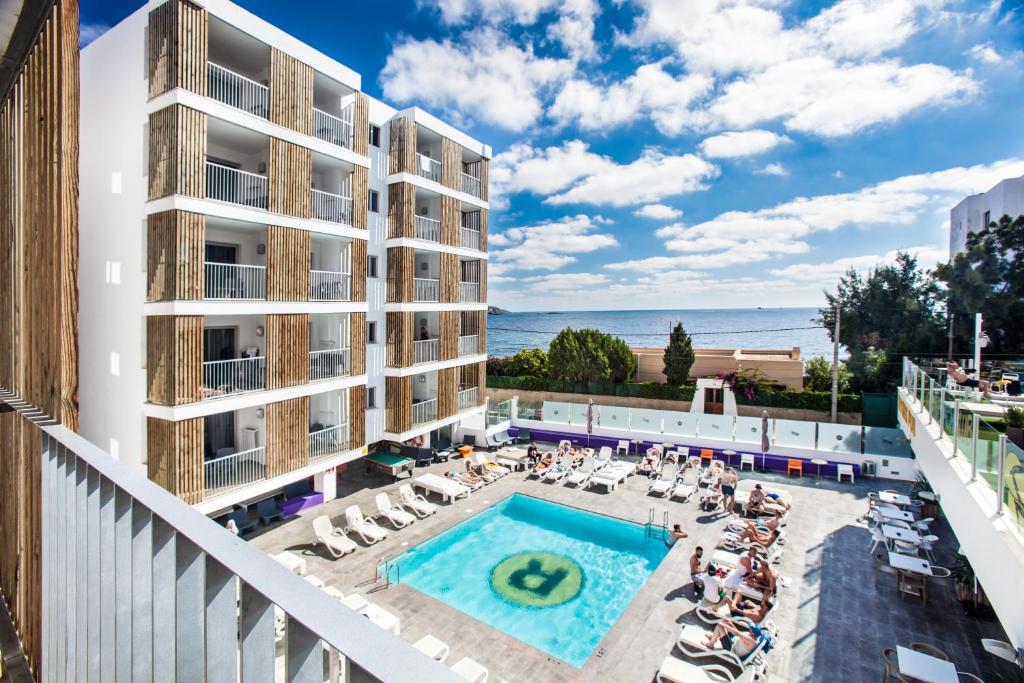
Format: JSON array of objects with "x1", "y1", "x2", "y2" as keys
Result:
[
  {"x1": 689, "y1": 546, "x2": 705, "y2": 598},
  {"x1": 720, "y1": 467, "x2": 738, "y2": 515}
]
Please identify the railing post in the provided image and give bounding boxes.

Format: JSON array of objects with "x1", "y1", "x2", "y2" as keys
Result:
[
  {"x1": 971, "y1": 414, "x2": 979, "y2": 481},
  {"x1": 997, "y1": 434, "x2": 1007, "y2": 515}
]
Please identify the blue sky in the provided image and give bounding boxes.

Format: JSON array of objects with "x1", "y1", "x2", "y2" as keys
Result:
[{"x1": 83, "y1": 0, "x2": 1024, "y2": 311}]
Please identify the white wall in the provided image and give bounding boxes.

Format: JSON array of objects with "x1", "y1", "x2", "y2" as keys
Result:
[
  {"x1": 234, "y1": 405, "x2": 265, "y2": 451},
  {"x1": 310, "y1": 313, "x2": 345, "y2": 350},
  {"x1": 206, "y1": 225, "x2": 267, "y2": 267},
  {"x1": 204, "y1": 314, "x2": 266, "y2": 357},
  {"x1": 206, "y1": 140, "x2": 266, "y2": 175},
  {"x1": 950, "y1": 175, "x2": 1024, "y2": 257},
  {"x1": 364, "y1": 106, "x2": 390, "y2": 445}
]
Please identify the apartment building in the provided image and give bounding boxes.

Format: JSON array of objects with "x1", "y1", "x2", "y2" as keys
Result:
[
  {"x1": 949, "y1": 174, "x2": 1024, "y2": 258},
  {"x1": 78, "y1": 0, "x2": 490, "y2": 515}
]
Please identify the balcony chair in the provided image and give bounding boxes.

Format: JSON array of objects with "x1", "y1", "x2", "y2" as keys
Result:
[
  {"x1": 516, "y1": 429, "x2": 532, "y2": 444},
  {"x1": 432, "y1": 437, "x2": 455, "y2": 461},
  {"x1": 257, "y1": 498, "x2": 284, "y2": 526},
  {"x1": 786, "y1": 459, "x2": 803, "y2": 477},
  {"x1": 699, "y1": 449, "x2": 714, "y2": 466},
  {"x1": 837, "y1": 463, "x2": 855, "y2": 483},
  {"x1": 485, "y1": 430, "x2": 514, "y2": 450},
  {"x1": 740, "y1": 453, "x2": 755, "y2": 471},
  {"x1": 414, "y1": 448, "x2": 435, "y2": 467},
  {"x1": 230, "y1": 508, "x2": 258, "y2": 535},
  {"x1": 615, "y1": 440, "x2": 630, "y2": 456}
]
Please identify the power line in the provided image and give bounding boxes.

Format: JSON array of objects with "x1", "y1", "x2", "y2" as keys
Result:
[{"x1": 486, "y1": 325, "x2": 827, "y2": 336}]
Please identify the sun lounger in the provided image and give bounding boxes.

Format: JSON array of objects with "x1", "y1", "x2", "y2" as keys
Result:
[
  {"x1": 697, "y1": 598, "x2": 781, "y2": 627},
  {"x1": 413, "y1": 473, "x2": 472, "y2": 502},
  {"x1": 451, "y1": 656, "x2": 489, "y2": 682},
  {"x1": 340, "y1": 593, "x2": 370, "y2": 611},
  {"x1": 229, "y1": 508, "x2": 258, "y2": 535},
  {"x1": 375, "y1": 493, "x2": 417, "y2": 528},
  {"x1": 312, "y1": 515, "x2": 358, "y2": 558},
  {"x1": 649, "y1": 470, "x2": 676, "y2": 497},
  {"x1": 344, "y1": 505, "x2": 389, "y2": 544},
  {"x1": 595, "y1": 446, "x2": 612, "y2": 467},
  {"x1": 304, "y1": 574, "x2": 325, "y2": 589},
  {"x1": 256, "y1": 498, "x2": 284, "y2": 525},
  {"x1": 676, "y1": 623, "x2": 771, "y2": 671},
  {"x1": 565, "y1": 456, "x2": 597, "y2": 487},
  {"x1": 469, "y1": 453, "x2": 503, "y2": 481},
  {"x1": 558, "y1": 439, "x2": 572, "y2": 450},
  {"x1": 360, "y1": 603, "x2": 400, "y2": 635},
  {"x1": 485, "y1": 430, "x2": 514, "y2": 449},
  {"x1": 399, "y1": 483, "x2": 438, "y2": 517},
  {"x1": 473, "y1": 452, "x2": 510, "y2": 476},
  {"x1": 454, "y1": 472, "x2": 486, "y2": 490},
  {"x1": 588, "y1": 462, "x2": 634, "y2": 492},
  {"x1": 656, "y1": 655, "x2": 760, "y2": 683},
  {"x1": 671, "y1": 468, "x2": 700, "y2": 501},
  {"x1": 543, "y1": 456, "x2": 575, "y2": 483},
  {"x1": 413, "y1": 634, "x2": 450, "y2": 663}
]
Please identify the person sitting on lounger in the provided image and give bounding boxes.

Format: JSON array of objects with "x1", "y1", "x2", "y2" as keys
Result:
[
  {"x1": 745, "y1": 484, "x2": 767, "y2": 516},
  {"x1": 665, "y1": 524, "x2": 689, "y2": 548},
  {"x1": 737, "y1": 520, "x2": 777, "y2": 547},
  {"x1": 701, "y1": 618, "x2": 761, "y2": 658},
  {"x1": 702, "y1": 565, "x2": 726, "y2": 605},
  {"x1": 701, "y1": 478, "x2": 724, "y2": 512},
  {"x1": 458, "y1": 462, "x2": 484, "y2": 485},
  {"x1": 690, "y1": 546, "x2": 705, "y2": 598},
  {"x1": 532, "y1": 451, "x2": 554, "y2": 475},
  {"x1": 526, "y1": 442, "x2": 540, "y2": 465},
  {"x1": 746, "y1": 563, "x2": 776, "y2": 598}
]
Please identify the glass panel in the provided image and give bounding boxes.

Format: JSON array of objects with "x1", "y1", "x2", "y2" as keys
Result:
[
  {"x1": 1003, "y1": 440, "x2": 1024, "y2": 537},
  {"x1": 542, "y1": 401, "x2": 571, "y2": 424},
  {"x1": 774, "y1": 419, "x2": 816, "y2": 449},
  {"x1": 596, "y1": 405, "x2": 630, "y2": 431},
  {"x1": 663, "y1": 412, "x2": 699, "y2": 438},
  {"x1": 698, "y1": 415, "x2": 735, "y2": 440},
  {"x1": 975, "y1": 420, "x2": 1002, "y2": 494},
  {"x1": 818, "y1": 423, "x2": 862, "y2": 454},
  {"x1": 953, "y1": 403, "x2": 975, "y2": 463},
  {"x1": 734, "y1": 416, "x2": 765, "y2": 445},
  {"x1": 629, "y1": 408, "x2": 664, "y2": 434},
  {"x1": 569, "y1": 403, "x2": 590, "y2": 426},
  {"x1": 863, "y1": 427, "x2": 913, "y2": 458}
]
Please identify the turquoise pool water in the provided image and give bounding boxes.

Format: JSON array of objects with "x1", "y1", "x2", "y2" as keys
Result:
[{"x1": 387, "y1": 494, "x2": 670, "y2": 667}]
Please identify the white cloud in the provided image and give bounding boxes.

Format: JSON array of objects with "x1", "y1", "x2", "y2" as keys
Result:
[
  {"x1": 490, "y1": 214, "x2": 618, "y2": 272},
  {"x1": 833, "y1": 170, "x2": 845, "y2": 178},
  {"x1": 755, "y1": 162, "x2": 789, "y2": 176},
  {"x1": 768, "y1": 245, "x2": 950, "y2": 287},
  {"x1": 699, "y1": 130, "x2": 791, "y2": 158},
  {"x1": 634, "y1": 204, "x2": 683, "y2": 220},
  {"x1": 490, "y1": 140, "x2": 616, "y2": 208},
  {"x1": 80, "y1": 22, "x2": 110, "y2": 47},
  {"x1": 967, "y1": 42, "x2": 1004, "y2": 64}
]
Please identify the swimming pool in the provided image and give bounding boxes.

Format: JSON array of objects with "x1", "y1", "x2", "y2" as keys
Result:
[{"x1": 387, "y1": 494, "x2": 670, "y2": 667}]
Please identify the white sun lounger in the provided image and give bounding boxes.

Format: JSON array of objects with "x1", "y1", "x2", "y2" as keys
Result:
[
  {"x1": 649, "y1": 471, "x2": 676, "y2": 497},
  {"x1": 413, "y1": 634, "x2": 450, "y2": 663},
  {"x1": 413, "y1": 473, "x2": 472, "y2": 502},
  {"x1": 473, "y1": 452, "x2": 509, "y2": 476},
  {"x1": 451, "y1": 656, "x2": 489, "y2": 682},
  {"x1": 375, "y1": 492, "x2": 417, "y2": 528},
  {"x1": 588, "y1": 462, "x2": 634, "y2": 492},
  {"x1": 344, "y1": 505, "x2": 389, "y2": 544},
  {"x1": 312, "y1": 515, "x2": 358, "y2": 558},
  {"x1": 399, "y1": 483, "x2": 438, "y2": 517},
  {"x1": 595, "y1": 446, "x2": 612, "y2": 468},
  {"x1": 676, "y1": 623, "x2": 769, "y2": 671},
  {"x1": 543, "y1": 456, "x2": 574, "y2": 483},
  {"x1": 670, "y1": 468, "x2": 700, "y2": 501},
  {"x1": 656, "y1": 655, "x2": 759, "y2": 683},
  {"x1": 565, "y1": 456, "x2": 597, "y2": 487}
]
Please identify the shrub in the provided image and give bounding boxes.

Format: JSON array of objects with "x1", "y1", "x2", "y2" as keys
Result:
[
  {"x1": 1007, "y1": 407, "x2": 1024, "y2": 429},
  {"x1": 663, "y1": 323, "x2": 696, "y2": 384},
  {"x1": 804, "y1": 356, "x2": 851, "y2": 393},
  {"x1": 548, "y1": 327, "x2": 637, "y2": 383}
]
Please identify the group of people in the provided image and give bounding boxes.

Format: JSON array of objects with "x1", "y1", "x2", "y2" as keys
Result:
[
  {"x1": 526, "y1": 441, "x2": 585, "y2": 475},
  {"x1": 690, "y1": 544, "x2": 778, "y2": 645}
]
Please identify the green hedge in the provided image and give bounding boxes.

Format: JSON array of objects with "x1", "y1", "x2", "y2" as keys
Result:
[{"x1": 486, "y1": 375, "x2": 861, "y2": 413}]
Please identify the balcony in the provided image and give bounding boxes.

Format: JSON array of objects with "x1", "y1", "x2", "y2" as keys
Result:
[
  {"x1": 202, "y1": 356, "x2": 266, "y2": 398},
  {"x1": 414, "y1": 215, "x2": 440, "y2": 243},
  {"x1": 460, "y1": 226, "x2": 481, "y2": 250},
  {"x1": 206, "y1": 61, "x2": 269, "y2": 119},
  {"x1": 204, "y1": 446, "x2": 267, "y2": 499},
  {"x1": 460, "y1": 282, "x2": 480, "y2": 303},
  {"x1": 414, "y1": 277, "x2": 440, "y2": 302},
  {"x1": 413, "y1": 338, "x2": 439, "y2": 365},
  {"x1": 459, "y1": 334, "x2": 479, "y2": 357},
  {"x1": 309, "y1": 348, "x2": 350, "y2": 381},
  {"x1": 462, "y1": 172, "x2": 482, "y2": 198},
  {"x1": 416, "y1": 153, "x2": 440, "y2": 183},
  {"x1": 206, "y1": 161, "x2": 268, "y2": 210},
  {"x1": 313, "y1": 107, "x2": 352, "y2": 149},
  {"x1": 204, "y1": 262, "x2": 266, "y2": 300},
  {"x1": 459, "y1": 386, "x2": 479, "y2": 412},
  {"x1": 309, "y1": 270, "x2": 351, "y2": 301},
  {"x1": 309, "y1": 423, "x2": 350, "y2": 462},
  {"x1": 412, "y1": 398, "x2": 438, "y2": 426},
  {"x1": 311, "y1": 188, "x2": 352, "y2": 225}
]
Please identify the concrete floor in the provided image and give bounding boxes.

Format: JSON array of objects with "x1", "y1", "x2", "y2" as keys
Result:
[{"x1": 247, "y1": 446, "x2": 1015, "y2": 683}]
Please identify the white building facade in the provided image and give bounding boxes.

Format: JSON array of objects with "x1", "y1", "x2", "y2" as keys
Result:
[{"x1": 949, "y1": 174, "x2": 1024, "y2": 258}]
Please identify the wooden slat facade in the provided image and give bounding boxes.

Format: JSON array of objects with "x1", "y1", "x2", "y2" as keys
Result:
[
  {"x1": 147, "y1": 209, "x2": 204, "y2": 301},
  {"x1": 352, "y1": 165, "x2": 368, "y2": 229},
  {"x1": 386, "y1": 246, "x2": 414, "y2": 303},
  {"x1": 440, "y1": 194, "x2": 460, "y2": 246},
  {"x1": 437, "y1": 366, "x2": 457, "y2": 419},
  {"x1": 348, "y1": 384, "x2": 366, "y2": 449},
  {"x1": 385, "y1": 311, "x2": 413, "y2": 367},
  {"x1": 265, "y1": 396, "x2": 310, "y2": 477},
  {"x1": 478, "y1": 157, "x2": 489, "y2": 202},
  {"x1": 387, "y1": 117, "x2": 416, "y2": 176},
  {"x1": 479, "y1": 309, "x2": 488, "y2": 354},
  {"x1": 147, "y1": 0, "x2": 208, "y2": 99},
  {"x1": 479, "y1": 207, "x2": 488, "y2": 251},
  {"x1": 147, "y1": 416, "x2": 204, "y2": 504},
  {"x1": 440, "y1": 137, "x2": 462, "y2": 192},
  {"x1": 440, "y1": 252, "x2": 460, "y2": 303},
  {"x1": 148, "y1": 104, "x2": 207, "y2": 200},
  {"x1": 387, "y1": 181, "x2": 414, "y2": 239},
  {"x1": 266, "y1": 225, "x2": 310, "y2": 301},
  {"x1": 268, "y1": 137, "x2": 312, "y2": 217},
  {"x1": 480, "y1": 260, "x2": 488, "y2": 301},
  {"x1": 385, "y1": 375, "x2": 413, "y2": 433},
  {"x1": 350, "y1": 238, "x2": 367, "y2": 302},
  {"x1": 266, "y1": 313, "x2": 309, "y2": 389},
  {"x1": 440, "y1": 311, "x2": 459, "y2": 361},
  {"x1": 269, "y1": 47, "x2": 313, "y2": 136},
  {"x1": 146, "y1": 315, "x2": 202, "y2": 405},
  {"x1": 352, "y1": 92, "x2": 369, "y2": 157},
  {"x1": 349, "y1": 312, "x2": 366, "y2": 375}
]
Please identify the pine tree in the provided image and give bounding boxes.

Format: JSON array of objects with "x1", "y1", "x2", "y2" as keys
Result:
[{"x1": 663, "y1": 322, "x2": 695, "y2": 385}]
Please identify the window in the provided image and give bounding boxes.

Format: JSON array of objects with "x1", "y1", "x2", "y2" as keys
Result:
[
  {"x1": 367, "y1": 255, "x2": 378, "y2": 278},
  {"x1": 983, "y1": 210, "x2": 991, "y2": 228},
  {"x1": 369, "y1": 189, "x2": 379, "y2": 213},
  {"x1": 367, "y1": 386, "x2": 377, "y2": 409},
  {"x1": 367, "y1": 321, "x2": 377, "y2": 344},
  {"x1": 369, "y1": 124, "x2": 381, "y2": 148}
]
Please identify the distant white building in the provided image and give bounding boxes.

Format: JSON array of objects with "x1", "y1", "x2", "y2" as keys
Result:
[{"x1": 949, "y1": 174, "x2": 1024, "y2": 258}]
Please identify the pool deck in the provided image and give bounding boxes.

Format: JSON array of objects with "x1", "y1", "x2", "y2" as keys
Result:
[{"x1": 246, "y1": 448, "x2": 1013, "y2": 682}]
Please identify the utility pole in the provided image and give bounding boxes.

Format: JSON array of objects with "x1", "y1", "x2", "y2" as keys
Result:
[
  {"x1": 974, "y1": 312, "x2": 984, "y2": 383},
  {"x1": 947, "y1": 310, "x2": 954, "y2": 361},
  {"x1": 831, "y1": 305, "x2": 840, "y2": 423}
]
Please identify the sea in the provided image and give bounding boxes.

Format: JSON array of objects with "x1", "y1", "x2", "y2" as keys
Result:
[{"x1": 486, "y1": 308, "x2": 834, "y2": 359}]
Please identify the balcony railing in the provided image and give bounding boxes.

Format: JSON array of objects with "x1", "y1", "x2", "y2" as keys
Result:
[
  {"x1": 460, "y1": 281, "x2": 480, "y2": 303},
  {"x1": 414, "y1": 277, "x2": 440, "y2": 302},
  {"x1": 461, "y1": 226, "x2": 481, "y2": 250},
  {"x1": 204, "y1": 262, "x2": 266, "y2": 300},
  {"x1": 206, "y1": 161, "x2": 268, "y2": 210},
  {"x1": 413, "y1": 338, "x2": 439, "y2": 365},
  {"x1": 412, "y1": 398, "x2": 438, "y2": 426},
  {"x1": 309, "y1": 270, "x2": 351, "y2": 301},
  {"x1": 459, "y1": 334, "x2": 479, "y2": 357},
  {"x1": 313, "y1": 107, "x2": 353, "y2": 149},
  {"x1": 204, "y1": 446, "x2": 267, "y2": 498},
  {"x1": 487, "y1": 398, "x2": 512, "y2": 425},
  {"x1": 207, "y1": 61, "x2": 269, "y2": 118},
  {"x1": 416, "y1": 153, "x2": 440, "y2": 183},
  {"x1": 309, "y1": 423, "x2": 350, "y2": 462},
  {"x1": 309, "y1": 348, "x2": 350, "y2": 381},
  {"x1": 459, "y1": 387, "x2": 479, "y2": 412},
  {"x1": 311, "y1": 189, "x2": 353, "y2": 225},
  {"x1": 462, "y1": 172, "x2": 482, "y2": 198},
  {"x1": 202, "y1": 356, "x2": 266, "y2": 397},
  {"x1": 414, "y1": 215, "x2": 441, "y2": 242}
]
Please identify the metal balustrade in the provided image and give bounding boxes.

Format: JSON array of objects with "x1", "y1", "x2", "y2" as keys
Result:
[
  {"x1": 202, "y1": 356, "x2": 265, "y2": 397},
  {"x1": 460, "y1": 227, "x2": 481, "y2": 250},
  {"x1": 206, "y1": 161, "x2": 268, "y2": 210},
  {"x1": 459, "y1": 334, "x2": 479, "y2": 357},
  {"x1": 311, "y1": 189, "x2": 353, "y2": 225},
  {"x1": 309, "y1": 348, "x2": 350, "y2": 381},
  {"x1": 460, "y1": 282, "x2": 480, "y2": 303},
  {"x1": 204, "y1": 262, "x2": 266, "y2": 300},
  {"x1": 207, "y1": 61, "x2": 269, "y2": 118},
  {"x1": 309, "y1": 424, "x2": 350, "y2": 461},
  {"x1": 412, "y1": 398, "x2": 438, "y2": 426},
  {"x1": 313, "y1": 107, "x2": 353, "y2": 149},
  {"x1": 204, "y1": 446, "x2": 267, "y2": 497},
  {"x1": 413, "y1": 277, "x2": 440, "y2": 302},
  {"x1": 461, "y1": 172, "x2": 482, "y2": 198},
  {"x1": 416, "y1": 153, "x2": 440, "y2": 182},
  {"x1": 413, "y1": 339, "x2": 439, "y2": 365},
  {"x1": 459, "y1": 387, "x2": 480, "y2": 412},
  {"x1": 309, "y1": 270, "x2": 351, "y2": 301},
  {"x1": 414, "y1": 215, "x2": 441, "y2": 242}
]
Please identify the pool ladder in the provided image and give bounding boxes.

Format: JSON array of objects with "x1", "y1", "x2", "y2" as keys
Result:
[
  {"x1": 646, "y1": 508, "x2": 669, "y2": 540},
  {"x1": 367, "y1": 556, "x2": 401, "y2": 591}
]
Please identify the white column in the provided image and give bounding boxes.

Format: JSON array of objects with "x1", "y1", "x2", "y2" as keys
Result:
[{"x1": 313, "y1": 467, "x2": 337, "y2": 502}]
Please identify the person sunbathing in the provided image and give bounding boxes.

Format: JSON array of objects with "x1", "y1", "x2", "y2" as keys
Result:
[
  {"x1": 737, "y1": 520, "x2": 777, "y2": 547},
  {"x1": 745, "y1": 563, "x2": 776, "y2": 598},
  {"x1": 532, "y1": 452, "x2": 554, "y2": 475},
  {"x1": 729, "y1": 594, "x2": 773, "y2": 624},
  {"x1": 457, "y1": 464, "x2": 483, "y2": 485},
  {"x1": 947, "y1": 361, "x2": 991, "y2": 392},
  {"x1": 701, "y1": 618, "x2": 761, "y2": 658},
  {"x1": 745, "y1": 484, "x2": 767, "y2": 516}
]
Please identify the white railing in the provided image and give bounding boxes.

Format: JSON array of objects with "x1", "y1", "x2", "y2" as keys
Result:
[
  {"x1": 309, "y1": 348, "x2": 350, "y2": 381},
  {"x1": 414, "y1": 277, "x2": 440, "y2": 302},
  {"x1": 413, "y1": 338, "x2": 439, "y2": 365},
  {"x1": 311, "y1": 189, "x2": 353, "y2": 225},
  {"x1": 204, "y1": 446, "x2": 267, "y2": 497},
  {"x1": 462, "y1": 172, "x2": 482, "y2": 198},
  {"x1": 309, "y1": 270, "x2": 351, "y2": 301},
  {"x1": 202, "y1": 356, "x2": 265, "y2": 397},
  {"x1": 313, "y1": 107, "x2": 352, "y2": 149},
  {"x1": 416, "y1": 153, "x2": 440, "y2": 182},
  {"x1": 459, "y1": 387, "x2": 479, "y2": 412},
  {"x1": 204, "y1": 262, "x2": 266, "y2": 300},
  {"x1": 459, "y1": 334, "x2": 479, "y2": 357},
  {"x1": 207, "y1": 61, "x2": 269, "y2": 118},
  {"x1": 460, "y1": 281, "x2": 480, "y2": 303},
  {"x1": 206, "y1": 161, "x2": 268, "y2": 210},
  {"x1": 309, "y1": 424, "x2": 350, "y2": 461},
  {"x1": 414, "y1": 215, "x2": 441, "y2": 242},
  {"x1": 461, "y1": 227, "x2": 481, "y2": 250},
  {"x1": 412, "y1": 398, "x2": 438, "y2": 426}
]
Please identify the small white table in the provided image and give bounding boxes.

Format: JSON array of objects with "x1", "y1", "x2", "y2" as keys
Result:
[
  {"x1": 722, "y1": 450, "x2": 737, "y2": 466},
  {"x1": 896, "y1": 645, "x2": 958, "y2": 683},
  {"x1": 360, "y1": 604, "x2": 401, "y2": 635},
  {"x1": 882, "y1": 525, "x2": 922, "y2": 544},
  {"x1": 888, "y1": 552, "x2": 932, "y2": 576},
  {"x1": 810, "y1": 458, "x2": 828, "y2": 477},
  {"x1": 878, "y1": 507, "x2": 915, "y2": 523},
  {"x1": 879, "y1": 491, "x2": 913, "y2": 507},
  {"x1": 273, "y1": 551, "x2": 307, "y2": 576},
  {"x1": 497, "y1": 457, "x2": 525, "y2": 472}
]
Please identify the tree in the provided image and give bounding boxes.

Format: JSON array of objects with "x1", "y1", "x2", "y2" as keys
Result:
[
  {"x1": 547, "y1": 327, "x2": 637, "y2": 383},
  {"x1": 663, "y1": 322, "x2": 696, "y2": 385},
  {"x1": 505, "y1": 348, "x2": 549, "y2": 377},
  {"x1": 605, "y1": 335, "x2": 638, "y2": 382},
  {"x1": 803, "y1": 356, "x2": 850, "y2": 393}
]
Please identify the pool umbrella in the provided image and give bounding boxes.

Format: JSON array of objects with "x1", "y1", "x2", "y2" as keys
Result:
[
  {"x1": 760, "y1": 410, "x2": 770, "y2": 470},
  {"x1": 586, "y1": 399, "x2": 594, "y2": 446}
]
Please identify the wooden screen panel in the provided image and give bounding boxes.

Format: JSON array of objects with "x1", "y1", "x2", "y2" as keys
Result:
[
  {"x1": 440, "y1": 252, "x2": 459, "y2": 303},
  {"x1": 387, "y1": 181, "x2": 414, "y2": 239},
  {"x1": 440, "y1": 195, "x2": 459, "y2": 246},
  {"x1": 267, "y1": 225, "x2": 310, "y2": 301},
  {"x1": 479, "y1": 208, "x2": 488, "y2": 251},
  {"x1": 148, "y1": 0, "x2": 208, "y2": 99},
  {"x1": 479, "y1": 310, "x2": 487, "y2": 354},
  {"x1": 147, "y1": 417, "x2": 204, "y2": 504},
  {"x1": 349, "y1": 312, "x2": 366, "y2": 375},
  {"x1": 479, "y1": 260, "x2": 488, "y2": 302},
  {"x1": 147, "y1": 210, "x2": 204, "y2": 301},
  {"x1": 148, "y1": 104, "x2": 207, "y2": 200},
  {"x1": 441, "y1": 138, "x2": 462, "y2": 192},
  {"x1": 350, "y1": 238, "x2": 367, "y2": 302},
  {"x1": 385, "y1": 375, "x2": 413, "y2": 433},
  {"x1": 269, "y1": 48, "x2": 313, "y2": 136},
  {"x1": 387, "y1": 117, "x2": 416, "y2": 176},
  {"x1": 386, "y1": 246, "x2": 414, "y2": 303},
  {"x1": 440, "y1": 311, "x2": 459, "y2": 361},
  {"x1": 437, "y1": 367, "x2": 457, "y2": 419},
  {"x1": 352, "y1": 92, "x2": 369, "y2": 157},
  {"x1": 351, "y1": 166, "x2": 368, "y2": 229},
  {"x1": 268, "y1": 138, "x2": 312, "y2": 217},
  {"x1": 385, "y1": 311, "x2": 413, "y2": 367},
  {"x1": 266, "y1": 314, "x2": 309, "y2": 389},
  {"x1": 266, "y1": 396, "x2": 310, "y2": 477},
  {"x1": 478, "y1": 157, "x2": 489, "y2": 202},
  {"x1": 476, "y1": 361, "x2": 487, "y2": 398},
  {"x1": 146, "y1": 315, "x2": 202, "y2": 405},
  {"x1": 348, "y1": 385, "x2": 366, "y2": 449}
]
